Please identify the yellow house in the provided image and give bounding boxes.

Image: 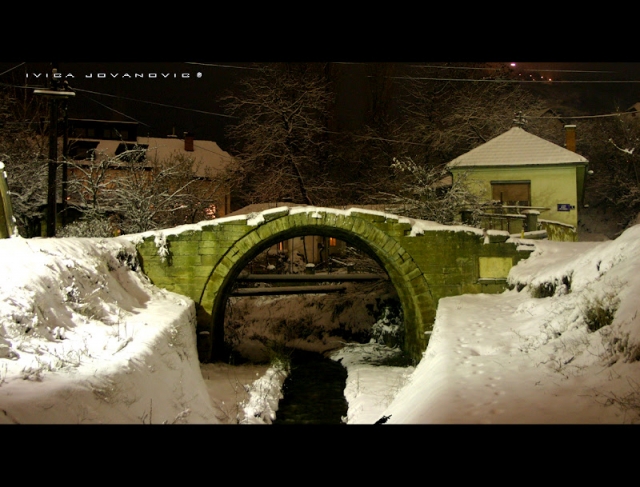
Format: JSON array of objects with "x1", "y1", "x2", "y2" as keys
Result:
[{"x1": 446, "y1": 126, "x2": 588, "y2": 231}]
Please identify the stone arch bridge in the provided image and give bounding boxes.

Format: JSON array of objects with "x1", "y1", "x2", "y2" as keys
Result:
[{"x1": 133, "y1": 207, "x2": 533, "y2": 362}]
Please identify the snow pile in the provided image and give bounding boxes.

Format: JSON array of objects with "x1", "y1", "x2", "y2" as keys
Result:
[
  {"x1": 330, "y1": 343, "x2": 414, "y2": 424},
  {"x1": 240, "y1": 363, "x2": 289, "y2": 424},
  {"x1": 0, "y1": 236, "x2": 218, "y2": 424},
  {"x1": 382, "y1": 225, "x2": 640, "y2": 424}
]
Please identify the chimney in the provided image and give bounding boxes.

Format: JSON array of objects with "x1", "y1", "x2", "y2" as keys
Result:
[
  {"x1": 564, "y1": 125, "x2": 576, "y2": 152},
  {"x1": 184, "y1": 132, "x2": 194, "y2": 152}
]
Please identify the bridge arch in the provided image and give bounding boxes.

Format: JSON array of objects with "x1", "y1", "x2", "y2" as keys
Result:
[
  {"x1": 134, "y1": 206, "x2": 530, "y2": 363},
  {"x1": 198, "y1": 210, "x2": 436, "y2": 362}
]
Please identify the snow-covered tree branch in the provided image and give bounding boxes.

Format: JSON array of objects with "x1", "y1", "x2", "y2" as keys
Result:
[
  {"x1": 371, "y1": 156, "x2": 483, "y2": 224},
  {"x1": 222, "y1": 63, "x2": 333, "y2": 206},
  {"x1": 62, "y1": 147, "x2": 225, "y2": 236},
  {"x1": 0, "y1": 88, "x2": 49, "y2": 237}
]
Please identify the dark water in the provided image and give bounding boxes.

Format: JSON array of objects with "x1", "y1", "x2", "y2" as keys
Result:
[{"x1": 272, "y1": 350, "x2": 348, "y2": 425}]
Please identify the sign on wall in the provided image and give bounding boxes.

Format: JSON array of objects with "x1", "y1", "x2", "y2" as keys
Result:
[{"x1": 557, "y1": 204, "x2": 575, "y2": 212}]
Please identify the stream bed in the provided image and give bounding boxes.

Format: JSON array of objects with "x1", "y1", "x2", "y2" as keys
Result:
[{"x1": 272, "y1": 350, "x2": 348, "y2": 425}]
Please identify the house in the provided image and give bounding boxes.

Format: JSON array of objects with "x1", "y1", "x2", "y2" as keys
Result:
[
  {"x1": 64, "y1": 119, "x2": 233, "y2": 230},
  {"x1": 446, "y1": 125, "x2": 589, "y2": 232},
  {"x1": 627, "y1": 102, "x2": 640, "y2": 115}
]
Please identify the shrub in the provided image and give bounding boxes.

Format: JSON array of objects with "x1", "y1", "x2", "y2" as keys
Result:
[
  {"x1": 531, "y1": 282, "x2": 556, "y2": 298},
  {"x1": 58, "y1": 215, "x2": 115, "y2": 238},
  {"x1": 583, "y1": 290, "x2": 620, "y2": 332}
]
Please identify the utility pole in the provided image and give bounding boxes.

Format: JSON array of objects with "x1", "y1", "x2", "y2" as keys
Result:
[
  {"x1": 34, "y1": 63, "x2": 74, "y2": 237},
  {"x1": 61, "y1": 97, "x2": 69, "y2": 227},
  {"x1": 47, "y1": 84, "x2": 58, "y2": 237}
]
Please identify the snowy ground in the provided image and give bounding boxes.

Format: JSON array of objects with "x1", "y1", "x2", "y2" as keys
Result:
[
  {"x1": 380, "y1": 224, "x2": 640, "y2": 424},
  {"x1": 0, "y1": 236, "x2": 219, "y2": 424},
  {"x1": 1, "y1": 223, "x2": 639, "y2": 424}
]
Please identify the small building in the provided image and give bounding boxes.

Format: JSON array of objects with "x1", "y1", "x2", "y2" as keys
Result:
[
  {"x1": 65, "y1": 120, "x2": 233, "y2": 225},
  {"x1": 446, "y1": 126, "x2": 589, "y2": 231}
]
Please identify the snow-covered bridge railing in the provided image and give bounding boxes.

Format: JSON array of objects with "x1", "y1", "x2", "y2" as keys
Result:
[{"x1": 130, "y1": 207, "x2": 533, "y2": 362}]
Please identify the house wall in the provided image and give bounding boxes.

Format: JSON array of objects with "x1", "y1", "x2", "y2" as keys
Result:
[{"x1": 452, "y1": 165, "x2": 582, "y2": 228}]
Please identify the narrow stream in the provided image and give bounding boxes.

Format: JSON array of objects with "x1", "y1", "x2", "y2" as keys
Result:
[{"x1": 272, "y1": 349, "x2": 348, "y2": 425}]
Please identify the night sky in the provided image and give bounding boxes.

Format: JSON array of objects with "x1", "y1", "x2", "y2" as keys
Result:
[{"x1": 3, "y1": 61, "x2": 640, "y2": 152}]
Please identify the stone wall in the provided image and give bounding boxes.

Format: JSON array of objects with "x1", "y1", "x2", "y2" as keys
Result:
[{"x1": 134, "y1": 208, "x2": 531, "y2": 362}]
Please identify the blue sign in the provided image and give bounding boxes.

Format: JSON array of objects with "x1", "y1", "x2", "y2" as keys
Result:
[{"x1": 557, "y1": 204, "x2": 574, "y2": 212}]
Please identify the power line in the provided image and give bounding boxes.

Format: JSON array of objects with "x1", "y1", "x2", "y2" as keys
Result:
[
  {"x1": 70, "y1": 87, "x2": 239, "y2": 119},
  {"x1": 79, "y1": 93, "x2": 151, "y2": 127},
  {"x1": 409, "y1": 64, "x2": 501, "y2": 71},
  {"x1": 528, "y1": 112, "x2": 634, "y2": 120},
  {"x1": 325, "y1": 130, "x2": 428, "y2": 146},
  {"x1": 387, "y1": 76, "x2": 640, "y2": 84},
  {"x1": 0, "y1": 63, "x2": 25, "y2": 78},
  {"x1": 409, "y1": 64, "x2": 618, "y2": 74},
  {"x1": 517, "y1": 68, "x2": 618, "y2": 74},
  {"x1": 184, "y1": 62, "x2": 261, "y2": 70}
]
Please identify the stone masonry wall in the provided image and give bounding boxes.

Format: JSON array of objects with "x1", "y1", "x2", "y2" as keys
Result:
[{"x1": 135, "y1": 208, "x2": 530, "y2": 362}]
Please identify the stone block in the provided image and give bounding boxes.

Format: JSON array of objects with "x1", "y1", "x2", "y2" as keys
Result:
[
  {"x1": 350, "y1": 211, "x2": 385, "y2": 223},
  {"x1": 168, "y1": 241, "x2": 201, "y2": 255},
  {"x1": 263, "y1": 208, "x2": 290, "y2": 222},
  {"x1": 169, "y1": 255, "x2": 202, "y2": 267},
  {"x1": 201, "y1": 254, "x2": 223, "y2": 266},
  {"x1": 479, "y1": 257, "x2": 513, "y2": 279}
]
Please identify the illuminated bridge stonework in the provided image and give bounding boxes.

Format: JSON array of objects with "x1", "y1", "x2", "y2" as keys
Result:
[{"x1": 134, "y1": 207, "x2": 532, "y2": 362}]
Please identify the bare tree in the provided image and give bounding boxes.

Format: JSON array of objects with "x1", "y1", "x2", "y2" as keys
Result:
[
  {"x1": 370, "y1": 156, "x2": 483, "y2": 224},
  {"x1": 62, "y1": 146, "x2": 225, "y2": 236},
  {"x1": 222, "y1": 63, "x2": 333, "y2": 206},
  {"x1": 579, "y1": 114, "x2": 640, "y2": 227},
  {"x1": 394, "y1": 63, "x2": 550, "y2": 165},
  {"x1": 0, "y1": 88, "x2": 49, "y2": 237}
]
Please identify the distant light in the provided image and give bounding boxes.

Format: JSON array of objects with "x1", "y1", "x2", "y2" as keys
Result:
[{"x1": 510, "y1": 63, "x2": 516, "y2": 67}]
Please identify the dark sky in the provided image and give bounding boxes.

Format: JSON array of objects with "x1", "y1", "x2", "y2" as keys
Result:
[
  {"x1": 3, "y1": 61, "x2": 640, "y2": 151},
  {"x1": 2, "y1": 62, "x2": 243, "y2": 146}
]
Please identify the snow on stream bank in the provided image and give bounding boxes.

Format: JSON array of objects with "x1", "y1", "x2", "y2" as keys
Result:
[
  {"x1": 0, "y1": 236, "x2": 218, "y2": 424},
  {"x1": 2, "y1": 223, "x2": 640, "y2": 424},
  {"x1": 381, "y1": 225, "x2": 640, "y2": 424}
]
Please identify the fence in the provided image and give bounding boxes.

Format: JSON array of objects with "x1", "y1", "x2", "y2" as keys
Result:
[{"x1": 462, "y1": 205, "x2": 577, "y2": 242}]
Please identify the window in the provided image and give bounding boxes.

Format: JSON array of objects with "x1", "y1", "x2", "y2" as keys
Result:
[
  {"x1": 68, "y1": 140, "x2": 99, "y2": 160},
  {"x1": 491, "y1": 181, "x2": 531, "y2": 207},
  {"x1": 115, "y1": 143, "x2": 148, "y2": 163},
  {"x1": 329, "y1": 237, "x2": 337, "y2": 247}
]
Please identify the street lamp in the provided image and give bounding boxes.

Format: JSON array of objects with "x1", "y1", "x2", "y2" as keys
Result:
[{"x1": 34, "y1": 82, "x2": 75, "y2": 237}]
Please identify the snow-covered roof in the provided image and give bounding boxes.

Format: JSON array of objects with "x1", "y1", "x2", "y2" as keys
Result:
[
  {"x1": 446, "y1": 127, "x2": 588, "y2": 168},
  {"x1": 627, "y1": 102, "x2": 640, "y2": 112},
  {"x1": 73, "y1": 137, "x2": 233, "y2": 178}
]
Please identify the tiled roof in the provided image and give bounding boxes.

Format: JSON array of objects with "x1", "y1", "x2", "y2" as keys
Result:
[
  {"x1": 446, "y1": 127, "x2": 588, "y2": 168},
  {"x1": 72, "y1": 137, "x2": 233, "y2": 177}
]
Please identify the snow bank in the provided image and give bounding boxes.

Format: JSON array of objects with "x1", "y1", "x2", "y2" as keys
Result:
[
  {"x1": 241, "y1": 363, "x2": 289, "y2": 424},
  {"x1": 381, "y1": 225, "x2": 640, "y2": 424},
  {"x1": 0, "y1": 236, "x2": 218, "y2": 424}
]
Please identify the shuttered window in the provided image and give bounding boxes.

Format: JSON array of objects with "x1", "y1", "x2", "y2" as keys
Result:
[{"x1": 491, "y1": 181, "x2": 531, "y2": 206}]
